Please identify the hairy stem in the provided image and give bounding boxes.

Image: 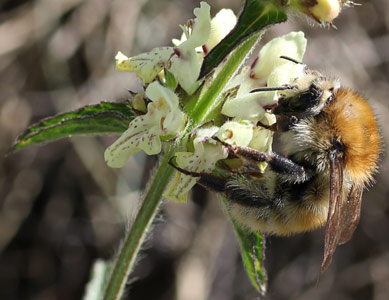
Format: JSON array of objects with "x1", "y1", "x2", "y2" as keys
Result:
[{"x1": 103, "y1": 146, "x2": 175, "y2": 300}]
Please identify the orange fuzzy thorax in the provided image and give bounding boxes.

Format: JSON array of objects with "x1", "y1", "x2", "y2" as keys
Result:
[{"x1": 325, "y1": 88, "x2": 380, "y2": 186}]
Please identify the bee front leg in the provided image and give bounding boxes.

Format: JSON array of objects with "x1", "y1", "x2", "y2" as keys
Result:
[{"x1": 213, "y1": 137, "x2": 310, "y2": 183}]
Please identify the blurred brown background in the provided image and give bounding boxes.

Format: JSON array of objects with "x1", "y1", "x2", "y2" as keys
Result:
[{"x1": 0, "y1": 0, "x2": 388, "y2": 299}]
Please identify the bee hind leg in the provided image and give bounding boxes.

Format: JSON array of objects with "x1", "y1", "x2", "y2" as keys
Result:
[
  {"x1": 212, "y1": 136, "x2": 310, "y2": 182},
  {"x1": 225, "y1": 182, "x2": 272, "y2": 207}
]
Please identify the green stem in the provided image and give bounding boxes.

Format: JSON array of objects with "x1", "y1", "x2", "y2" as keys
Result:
[{"x1": 103, "y1": 147, "x2": 175, "y2": 300}]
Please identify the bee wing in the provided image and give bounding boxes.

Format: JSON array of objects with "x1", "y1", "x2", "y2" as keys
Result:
[
  {"x1": 338, "y1": 184, "x2": 363, "y2": 244},
  {"x1": 321, "y1": 157, "x2": 343, "y2": 274}
]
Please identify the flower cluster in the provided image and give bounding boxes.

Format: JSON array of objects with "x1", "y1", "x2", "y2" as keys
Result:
[
  {"x1": 114, "y1": 2, "x2": 237, "y2": 96},
  {"x1": 166, "y1": 31, "x2": 307, "y2": 202},
  {"x1": 104, "y1": 81, "x2": 186, "y2": 168},
  {"x1": 104, "y1": 2, "x2": 309, "y2": 202},
  {"x1": 106, "y1": 2, "x2": 212, "y2": 167}
]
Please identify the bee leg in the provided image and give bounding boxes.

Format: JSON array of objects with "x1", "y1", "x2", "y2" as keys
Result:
[
  {"x1": 213, "y1": 137, "x2": 309, "y2": 182},
  {"x1": 257, "y1": 116, "x2": 299, "y2": 132},
  {"x1": 168, "y1": 159, "x2": 227, "y2": 192},
  {"x1": 169, "y1": 159, "x2": 271, "y2": 207},
  {"x1": 256, "y1": 121, "x2": 276, "y2": 131},
  {"x1": 224, "y1": 182, "x2": 271, "y2": 207}
]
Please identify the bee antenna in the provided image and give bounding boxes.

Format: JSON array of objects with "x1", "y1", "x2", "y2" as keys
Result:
[
  {"x1": 279, "y1": 56, "x2": 302, "y2": 64},
  {"x1": 250, "y1": 85, "x2": 298, "y2": 93}
]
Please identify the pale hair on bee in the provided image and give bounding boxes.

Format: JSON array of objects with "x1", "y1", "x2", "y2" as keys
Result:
[{"x1": 170, "y1": 56, "x2": 381, "y2": 273}]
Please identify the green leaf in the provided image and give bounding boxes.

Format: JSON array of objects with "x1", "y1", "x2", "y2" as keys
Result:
[
  {"x1": 199, "y1": 0, "x2": 287, "y2": 79},
  {"x1": 233, "y1": 220, "x2": 267, "y2": 295},
  {"x1": 190, "y1": 32, "x2": 260, "y2": 125},
  {"x1": 11, "y1": 101, "x2": 135, "y2": 153},
  {"x1": 220, "y1": 195, "x2": 267, "y2": 294}
]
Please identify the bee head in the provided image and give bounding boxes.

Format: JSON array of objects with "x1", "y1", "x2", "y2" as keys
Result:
[
  {"x1": 274, "y1": 71, "x2": 340, "y2": 118},
  {"x1": 285, "y1": 87, "x2": 380, "y2": 187}
]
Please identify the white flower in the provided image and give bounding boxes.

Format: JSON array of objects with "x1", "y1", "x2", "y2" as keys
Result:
[
  {"x1": 222, "y1": 31, "x2": 307, "y2": 123},
  {"x1": 115, "y1": 49, "x2": 173, "y2": 85},
  {"x1": 115, "y1": 2, "x2": 211, "y2": 95},
  {"x1": 177, "y1": 2, "x2": 211, "y2": 52},
  {"x1": 170, "y1": 2, "x2": 211, "y2": 94},
  {"x1": 104, "y1": 82, "x2": 186, "y2": 168},
  {"x1": 251, "y1": 31, "x2": 307, "y2": 81},
  {"x1": 249, "y1": 113, "x2": 275, "y2": 172},
  {"x1": 221, "y1": 92, "x2": 275, "y2": 121},
  {"x1": 173, "y1": 7, "x2": 237, "y2": 53},
  {"x1": 216, "y1": 121, "x2": 253, "y2": 147},
  {"x1": 165, "y1": 126, "x2": 227, "y2": 202},
  {"x1": 165, "y1": 121, "x2": 254, "y2": 202},
  {"x1": 204, "y1": 8, "x2": 237, "y2": 53}
]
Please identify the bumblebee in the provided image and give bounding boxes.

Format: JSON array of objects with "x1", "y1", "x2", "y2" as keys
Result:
[{"x1": 171, "y1": 62, "x2": 381, "y2": 272}]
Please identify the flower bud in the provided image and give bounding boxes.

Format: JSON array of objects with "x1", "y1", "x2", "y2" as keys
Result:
[
  {"x1": 289, "y1": 0, "x2": 342, "y2": 25},
  {"x1": 132, "y1": 93, "x2": 147, "y2": 113},
  {"x1": 309, "y1": 0, "x2": 341, "y2": 23}
]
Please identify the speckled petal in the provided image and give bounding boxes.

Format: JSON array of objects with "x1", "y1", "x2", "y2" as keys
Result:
[
  {"x1": 115, "y1": 48, "x2": 173, "y2": 84},
  {"x1": 105, "y1": 82, "x2": 186, "y2": 168},
  {"x1": 164, "y1": 127, "x2": 227, "y2": 202}
]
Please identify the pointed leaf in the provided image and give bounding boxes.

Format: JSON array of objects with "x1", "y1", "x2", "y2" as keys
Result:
[
  {"x1": 11, "y1": 101, "x2": 135, "y2": 152},
  {"x1": 199, "y1": 0, "x2": 287, "y2": 79},
  {"x1": 221, "y1": 195, "x2": 267, "y2": 294},
  {"x1": 233, "y1": 221, "x2": 267, "y2": 295}
]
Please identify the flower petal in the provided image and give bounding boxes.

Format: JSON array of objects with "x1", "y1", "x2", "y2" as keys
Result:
[
  {"x1": 216, "y1": 121, "x2": 253, "y2": 147},
  {"x1": 145, "y1": 81, "x2": 186, "y2": 134},
  {"x1": 170, "y1": 49, "x2": 202, "y2": 95},
  {"x1": 267, "y1": 63, "x2": 306, "y2": 87},
  {"x1": 172, "y1": 6, "x2": 236, "y2": 54},
  {"x1": 169, "y1": 2, "x2": 211, "y2": 95},
  {"x1": 251, "y1": 31, "x2": 307, "y2": 80},
  {"x1": 115, "y1": 48, "x2": 173, "y2": 84},
  {"x1": 104, "y1": 118, "x2": 163, "y2": 168},
  {"x1": 179, "y1": 2, "x2": 211, "y2": 52},
  {"x1": 205, "y1": 8, "x2": 237, "y2": 51},
  {"x1": 221, "y1": 93, "x2": 274, "y2": 121},
  {"x1": 165, "y1": 127, "x2": 227, "y2": 202},
  {"x1": 105, "y1": 82, "x2": 185, "y2": 168},
  {"x1": 249, "y1": 126, "x2": 273, "y2": 153}
]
